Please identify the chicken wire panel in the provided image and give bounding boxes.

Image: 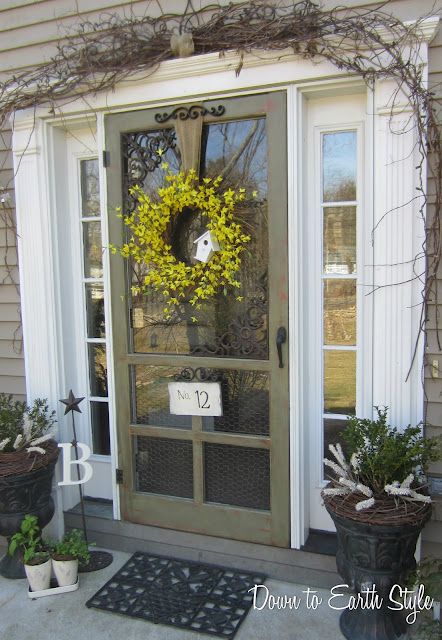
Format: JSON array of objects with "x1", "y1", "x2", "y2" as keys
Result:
[
  {"x1": 133, "y1": 365, "x2": 269, "y2": 436},
  {"x1": 204, "y1": 443, "x2": 270, "y2": 510},
  {"x1": 132, "y1": 365, "x2": 192, "y2": 429},
  {"x1": 135, "y1": 436, "x2": 193, "y2": 499},
  {"x1": 203, "y1": 370, "x2": 269, "y2": 436}
]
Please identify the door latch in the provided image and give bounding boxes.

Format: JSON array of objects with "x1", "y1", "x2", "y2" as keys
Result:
[{"x1": 276, "y1": 327, "x2": 287, "y2": 368}]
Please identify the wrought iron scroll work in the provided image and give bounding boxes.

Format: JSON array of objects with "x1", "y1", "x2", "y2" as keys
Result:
[
  {"x1": 190, "y1": 272, "x2": 268, "y2": 359},
  {"x1": 174, "y1": 367, "x2": 221, "y2": 382},
  {"x1": 122, "y1": 128, "x2": 177, "y2": 212},
  {"x1": 154, "y1": 105, "x2": 225, "y2": 123}
]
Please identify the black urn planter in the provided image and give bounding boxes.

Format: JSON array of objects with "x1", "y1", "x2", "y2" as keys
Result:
[
  {"x1": 0, "y1": 461, "x2": 57, "y2": 579},
  {"x1": 325, "y1": 503, "x2": 431, "y2": 640}
]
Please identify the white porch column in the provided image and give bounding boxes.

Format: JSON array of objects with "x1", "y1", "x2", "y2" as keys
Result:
[
  {"x1": 372, "y1": 81, "x2": 426, "y2": 428},
  {"x1": 12, "y1": 113, "x2": 64, "y2": 537}
]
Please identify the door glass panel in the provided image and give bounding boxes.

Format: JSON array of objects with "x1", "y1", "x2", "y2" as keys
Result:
[
  {"x1": 323, "y1": 418, "x2": 348, "y2": 461},
  {"x1": 83, "y1": 222, "x2": 103, "y2": 278},
  {"x1": 85, "y1": 283, "x2": 105, "y2": 338},
  {"x1": 88, "y1": 343, "x2": 108, "y2": 397},
  {"x1": 125, "y1": 118, "x2": 269, "y2": 359},
  {"x1": 80, "y1": 159, "x2": 101, "y2": 217},
  {"x1": 135, "y1": 436, "x2": 193, "y2": 498},
  {"x1": 324, "y1": 350, "x2": 356, "y2": 415},
  {"x1": 323, "y1": 206, "x2": 356, "y2": 274},
  {"x1": 204, "y1": 443, "x2": 270, "y2": 510},
  {"x1": 323, "y1": 279, "x2": 356, "y2": 345},
  {"x1": 322, "y1": 131, "x2": 357, "y2": 202},
  {"x1": 122, "y1": 128, "x2": 179, "y2": 212},
  {"x1": 90, "y1": 401, "x2": 110, "y2": 455}
]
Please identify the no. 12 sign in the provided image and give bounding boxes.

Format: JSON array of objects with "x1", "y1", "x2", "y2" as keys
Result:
[{"x1": 168, "y1": 381, "x2": 223, "y2": 416}]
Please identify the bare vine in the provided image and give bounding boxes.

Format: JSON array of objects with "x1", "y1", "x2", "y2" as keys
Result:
[{"x1": 0, "y1": 0, "x2": 440, "y2": 362}]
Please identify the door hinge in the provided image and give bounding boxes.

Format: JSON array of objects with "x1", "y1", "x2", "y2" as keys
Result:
[
  {"x1": 116, "y1": 468, "x2": 124, "y2": 484},
  {"x1": 103, "y1": 150, "x2": 110, "y2": 167}
]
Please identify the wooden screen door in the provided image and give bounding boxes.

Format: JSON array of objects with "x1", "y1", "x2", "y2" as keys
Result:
[{"x1": 106, "y1": 92, "x2": 289, "y2": 546}]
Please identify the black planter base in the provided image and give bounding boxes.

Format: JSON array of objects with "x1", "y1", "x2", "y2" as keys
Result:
[
  {"x1": 79, "y1": 550, "x2": 113, "y2": 573},
  {"x1": 0, "y1": 461, "x2": 57, "y2": 579},
  {"x1": 0, "y1": 546, "x2": 25, "y2": 579},
  {"x1": 340, "y1": 607, "x2": 408, "y2": 640}
]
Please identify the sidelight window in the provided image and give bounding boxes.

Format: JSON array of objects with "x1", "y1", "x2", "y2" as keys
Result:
[
  {"x1": 80, "y1": 158, "x2": 110, "y2": 455},
  {"x1": 321, "y1": 130, "x2": 358, "y2": 465}
]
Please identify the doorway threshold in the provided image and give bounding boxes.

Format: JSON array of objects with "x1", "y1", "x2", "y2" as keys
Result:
[
  {"x1": 301, "y1": 530, "x2": 337, "y2": 556},
  {"x1": 68, "y1": 497, "x2": 113, "y2": 520}
]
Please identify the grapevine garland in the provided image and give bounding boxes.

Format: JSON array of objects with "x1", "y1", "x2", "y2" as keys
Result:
[{"x1": 111, "y1": 167, "x2": 251, "y2": 319}]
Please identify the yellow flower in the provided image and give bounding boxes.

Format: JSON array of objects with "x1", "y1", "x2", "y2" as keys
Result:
[{"x1": 111, "y1": 168, "x2": 251, "y2": 314}]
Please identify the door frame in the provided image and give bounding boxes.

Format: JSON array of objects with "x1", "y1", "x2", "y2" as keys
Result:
[{"x1": 11, "y1": 33, "x2": 435, "y2": 544}]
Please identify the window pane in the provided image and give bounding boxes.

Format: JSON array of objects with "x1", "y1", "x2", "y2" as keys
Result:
[
  {"x1": 85, "y1": 283, "x2": 105, "y2": 338},
  {"x1": 324, "y1": 350, "x2": 356, "y2": 415},
  {"x1": 91, "y1": 401, "x2": 110, "y2": 455},
  {"x1": 83, "y1": 222, "x2": 103, "y2": 278},
  {"x1": 324, "y1": 280, "x2": 356, "y2": 346},
  {"x1": 323, "y1": 418, "x2": 348, "y2": 463},
  {"x1": 80, "y1": 159, "x2": 100, "y2": 217},
  {"x1": 322, "y1": 131, "x2": 357, "y2": 202},
  {"x1": 88, "y1": 343, "x2": 107, "y2": 397},
  {"x1": 323, "y1": 206, "x2": 356, "y2": 275}
]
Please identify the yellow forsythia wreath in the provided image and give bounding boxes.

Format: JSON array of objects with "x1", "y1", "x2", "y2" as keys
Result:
[{"x1": 111, "y1": 168, "x2": 251, "y2": 319}]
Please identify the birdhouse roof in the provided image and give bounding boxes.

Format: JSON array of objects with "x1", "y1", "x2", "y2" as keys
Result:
[{"x1": 194, "y1": 230, "x2": 213, "y2": 244}]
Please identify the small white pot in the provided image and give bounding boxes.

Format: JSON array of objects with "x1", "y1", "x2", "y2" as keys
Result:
[
  {"x1": 52, "y1": 558, "x2": 78, "y2": 587},
  {"x1": 25, "y1": 558, "x2": 52, "y2": 592}
]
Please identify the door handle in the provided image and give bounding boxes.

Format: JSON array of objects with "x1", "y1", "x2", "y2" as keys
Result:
[{"x1": 276, "y1": 327, "x2": 287, "y2": 368}]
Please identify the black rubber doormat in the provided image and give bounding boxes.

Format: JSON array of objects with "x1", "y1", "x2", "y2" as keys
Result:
[{"x1": 86, "y1": 551, "x2": 265, "y2": 638}]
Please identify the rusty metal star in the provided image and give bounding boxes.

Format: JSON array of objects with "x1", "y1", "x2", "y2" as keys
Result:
[{"x1": 60, "y1": 390, "x2": 85, "y2": 415}]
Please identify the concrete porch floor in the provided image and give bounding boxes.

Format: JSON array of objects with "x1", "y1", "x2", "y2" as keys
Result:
[{"x1": 0, "y1": 546, "x2": 348, "y2": 640}]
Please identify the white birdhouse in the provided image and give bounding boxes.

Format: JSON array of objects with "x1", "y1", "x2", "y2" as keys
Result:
[{"x1": 193, "y1": 231, "x2": 220, "y2": 263}]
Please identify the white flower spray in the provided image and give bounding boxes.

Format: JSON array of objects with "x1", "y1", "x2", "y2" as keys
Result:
[{"x1": 324, "y1": 443, "x2": 431, "y2": 511}]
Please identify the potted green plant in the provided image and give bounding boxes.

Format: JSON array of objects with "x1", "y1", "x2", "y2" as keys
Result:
[
  {"x1": 8, "y1": 514, "x2": 51, "y2": 592},
  {"x1": 0, "y1": 393, "x2": 59, "y2": 579},
  {"x1": 50, "y1": 529, "x2": 90, "y2": 587},
  {"x1": 322, "y1": 407, "x2": 441, "y2": 640}
]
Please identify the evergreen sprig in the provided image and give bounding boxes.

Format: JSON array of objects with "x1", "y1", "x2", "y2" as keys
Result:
[{"x1": 342, "y1": 407, "x2": 440, "y2": 496}]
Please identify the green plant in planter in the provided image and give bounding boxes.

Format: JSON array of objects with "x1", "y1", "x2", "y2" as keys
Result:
[
  {"x1": 8, "y1": 514, "x2": 49, "y2": 565},
  {"x1": 51, "y1": 529, "x2": 90, "y2": 564},
  {"x1": 0, "y1": 393, "x2": 56, "y2": 455},
  {"x1": 323, "y1": 406, "x2": 441, "y2": 512},
  {"x1": 0, "y1": 396, "x2": 59, "y2": 579}
]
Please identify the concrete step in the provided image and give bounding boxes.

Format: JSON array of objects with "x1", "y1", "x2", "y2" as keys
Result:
[{"x1": 64, "y1": 508, "x2": 340, "y2": 589}]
